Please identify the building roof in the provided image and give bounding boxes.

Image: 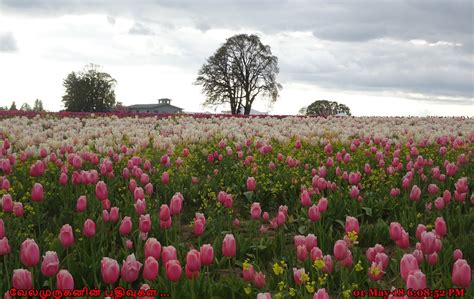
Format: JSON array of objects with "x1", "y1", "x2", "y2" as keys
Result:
[{"x1": 128, "y1": 103, "x2": 183, "y2": 110}]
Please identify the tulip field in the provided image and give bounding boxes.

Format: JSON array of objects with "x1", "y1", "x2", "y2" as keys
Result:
[{"x1": 0, "y1": 112, "x2": 473, "y2": 298}]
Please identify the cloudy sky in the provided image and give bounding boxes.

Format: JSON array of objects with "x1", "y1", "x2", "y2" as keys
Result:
[{"x1": 0, "y1": 0, "x2": 473, "y2": 116}]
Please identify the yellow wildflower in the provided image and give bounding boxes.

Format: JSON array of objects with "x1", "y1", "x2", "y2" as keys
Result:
[
  {"x1": 300, "y1": 272, "x2": 310, "y2": 283},
  {"x1": 343, "y1": 289, "x2": 351, "y2": 299},
  {"x1": 289, "y1": 288, "x2": 296, "y2": 297},
  {"x1": 313, "y1": 258, "x2": 325, "y2": 270},
  {"x1": 243, "y1": 259, "x2": 251, "y2": 271},
  {"x1": 305, "y1": 281, "x2": 316, "y2": 293},
  {"x1": 347, "y1": 230, "x2": 358, "y2": 242},
  {"x1": 354, "y1": 260, "x2": 363, "y2": 272},
  {"x1": 278, "y1": 281, "x2": 286, "y2": 291},
  {"x1": 273, "y1": 262, "x2": 284, "y2": 275},
  {"x1": 244, "y1": 285, "x2": 252, "y2": 295}
]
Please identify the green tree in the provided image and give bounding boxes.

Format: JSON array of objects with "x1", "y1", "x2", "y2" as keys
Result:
[
  {"x1": 62, "y1": 64, "x2": 116, "y2": 112},
  {"x1": 303, "y1": 100, "x2": 351, "y2": 116},
  {"x1": 195, "y1": 34, "x2": 281, "y2": 115},
  {"x1": 9, "y1": 101, "x2": 17, "y2": 110},
  {"x1": 20, "y1": 102, "x2": 32, "y2": 111},
  {"x1": 33, "y1": 99, "x2": 45, "y2": 112}
]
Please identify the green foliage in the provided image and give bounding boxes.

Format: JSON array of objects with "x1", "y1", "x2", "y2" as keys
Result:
[
  {"x1": 62, "y1": 64, "x2": 116, "y2": 112},
  {"x1": 195, "y1": 34, "x2": 282, "y2": 115},
  {"x1": 9, "y1": 101, "x2": 16, "y2": 110},
  {"x1": 33, "y1": 99, "x2": 45, "y2": 112},
  {"x1": 303, "y1": 100, "x2": 351, "y2": 116}
]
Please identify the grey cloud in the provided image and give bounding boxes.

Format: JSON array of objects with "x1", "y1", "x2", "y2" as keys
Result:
[
  {"x1": 129, "y1": 22, "x2": 154, "y2": 35},
  {"x1": 0, "y1": 31, "x2": 18, "y2": 52},
  {"x1": 107, "y1": 15, "x2": 115, "y2": 25}
]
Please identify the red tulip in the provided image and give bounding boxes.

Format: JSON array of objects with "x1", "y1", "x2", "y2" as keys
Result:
[
  {"x1": 20, "y1": 239, "x2": 40, "y2": 267},
  {"x1": 56, "y1": 269, "x2": 74, "y2": 290},
  {"x1": 143, "y1": 256, "x2": 159, "y2": 281},
  {"x1": 101, "y1": 257, "x2": 120, "y2": 284},
  {"x1": 109, "y1": 207, "x2": 119, "y2": 223},
  {"x1": 41, "y1": 251, "x2": 59, "y2": 277},
  {"x1": 12, "y1": 269, "x2": 33, "y2": 290}
]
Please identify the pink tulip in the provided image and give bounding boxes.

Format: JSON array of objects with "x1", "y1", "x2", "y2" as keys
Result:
[
  {"x1": 333, "y1": 240, "x2": 348, "y2": 261},
  {"x1": 317, "y1": 197, "x2": 328, "y2": 212},
  {"x1": 426, "y1": 252, "x2": 438, "y2": 266},
  {"x1": 400, "y1": 254, "x2": 419, "y2": 281},
  {"x1": 246, "y1": 177, "x2": 256, "y2": 191},
  {"x1": 276, "y1": 211, "x2": 286, "y2": 226},
  {"x1": 165, "y1": 260, "x2": 182, "y2": 282},
  {"x1": 434, "y1": 197, "x2": 444, "y2": 210},
  {"x1": 308, "y1": 204, "x2": 321, "y2": 222},
  {"x1": 194, "y1": 219, "x2": 205, "y2": 236},
  {"x1": 59, "y1": 224, "x2": 74, "y2": 248},
  {"x1": 222, "y1": 234, "x2": 236, "y2": 257},
  {"x1": 434, "y1": 217, "x2": 447, "y2": 237},
  {"x1": 294, "y1": 235, "x2": 306, "y2": 248},
  {"x1": 160, "y1": 204, "x2": 171, "y2": 221},
  {"x1": 253, "y1": 271, "x2": 265, "y2": 288},
  {"x1": 0, "y1": 237, "x2": 11, "y2": 255},
  {"x1": 161, "y1": 171, "x2": 170, "y2": 185},
  {"x1": 341, "y1": 250, "x2": 353, "y2": 267},
  {"x1": 240, "y1": 261, "x2": 254, "y2": 281},
  {"x1": 101, "y1": 257, "x2": 120, "y2": 284},
  {"x1": 0, "y1": 219, "x2": 4, "y2": 238},
  {"x1": 345, "y1": 216, "x2": 359, "y2": 234},
  {"x1": 375, "y1": 252, "x2": 389, "y2": 270},
  {"x1": 41, "y1": 251, "x2": 59, "y2": 277},
  {"x1": 250, "y1": 202, "x2": 262, "y2": 220},
  {"x1": 322, "y1": 255, "x2": 333, "y2": 273},
  {"x1": 31, "y1": 183, "x2": 44, "y2": 202},
  {"x1": 82, "y1": 219, "x2": 96, "y2": 238},
  {"x1": 305, "y1": 234, "x2": 318, "y2": 251},
  {"x1": 420, "y1": 231, "x2": 437, "y2": 255},
  {"x1": 56, "y1": 270, "x2": 74, "y2": 290},
  {"x1": 296, "y1": 245, "x2": 308, "y2": 261},
  {"x1": 169, "y1": 193, "x2": 184, "y2": 217},
  {"x1": 200, "y1": 244, "x2": 214, "y2": 266},
  {"x1": 406, "y1": 270, "x2": 426, "y2": 291},
  {"x1": 300, "y1": 189, "x2": 312, "y2": 207},
  {"x1": 95, "y1": 181, "x2": 108, "y2": 201},
  {"x1": 415, "y1": 224, "x2": 426, "y2": 241},
  {"x1": 143, "y1": 256, "x2": 159, "y2": 281},
  {"x1": 109, "y1": 207, "x2": 119, "y2": 223},
  {"x1": 162, "y1": 246, "x2": 178, "y2": 266},
  {"x1": 310, "y1": 247, "x2": 323, "y2": 261},
  {"x1": 186, "y1": 249, "x2": 201, "y2": 272},
  {"x1": 59, "y1": 172, "x2": 68, "y2": 185},
  {"x1": 76, "y1": 195, "x2": 87, "y2": 212},
  {"x1": 121, "y1": 254, "x2": 143, "y2": 283},
  {"x1": 390, "y1": 222, "x2": 402, "y2": 241},
  {"x1": 293, "y1": 268, "x2": 306, "y2": 285},
  {"x1": 452, "y1": 259, "x2": 471, "y2": 287},
  {"x1": 409, "y1": 185, "x2": 421, "y2": 201},
  {"x1": 139, "y1": 214, "x2": 152, "y2": 233},
  {"x1": 144, "y1": 238, "x2": 161, "y2": 260},
  {"x1": 453, "y1": 249, "x2": 463, "y2": 261},
  {"x1": 396, "y1": 230, "x2": 410, "y2": 249},
  {"x1": 119, "y1": 216, "x2": 133, "y2": 235},
  {"x1": 13, "y1": 201, "x2": 24, "y2": 217},
  {"x1": 20, "y1": 239, "x2": 40, "y2": 267},
  {"x1": 313, "y1": 288, "x2": 330, "y2": 299},
  {"x1": 257, "y1": 293, "x2": 272, "y2": 299},
  {"x1": 135, "y1": 199, "x2": 146, "y2": 215},
  {"x1": 1, "y1": 194, "x2": 13, "y2": 213},
  {"x1": 12, "y1": 269, "x2": 33, "y2": 290}
]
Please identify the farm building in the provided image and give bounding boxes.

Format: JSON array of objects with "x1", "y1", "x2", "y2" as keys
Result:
[{"x1": 127, "y1": 98, "x2": 183, "y2": 113}]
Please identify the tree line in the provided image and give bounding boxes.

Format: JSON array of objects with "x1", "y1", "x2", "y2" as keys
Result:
[{"x1": 3, "y1": 34, "x2": 350, "y2": 116}]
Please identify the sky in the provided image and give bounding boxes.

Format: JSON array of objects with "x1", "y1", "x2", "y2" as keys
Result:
[{"x1": 0, "y1": 0, "x2": 473, "y2": 116}]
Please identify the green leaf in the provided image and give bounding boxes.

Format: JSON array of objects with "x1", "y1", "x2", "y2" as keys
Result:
[
  {"x1": 362, "y1": 207, "x2": 373, "y2": 217},
  {"x1": 298, "y1": 225, "x2": 307, "y2": 234},
  {"x1": 243, "y1": 191, "x2": 254, "y2": 201}
]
